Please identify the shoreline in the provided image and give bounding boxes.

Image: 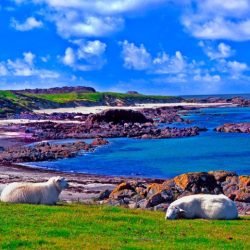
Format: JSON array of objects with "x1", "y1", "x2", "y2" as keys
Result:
[
  {"x1": 33, "y1": 102, "x2": 233, "y2": 115},
  {"x1": 0, "y1": 163, "x2": 164, "y2": 203},
  {"x1": 0, "y1": 163, "x2": 249, "y2": 215}
]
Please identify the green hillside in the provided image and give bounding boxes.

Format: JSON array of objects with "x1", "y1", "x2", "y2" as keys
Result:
[{"x1": 0, "y1": 88, "x2": 182, "y2": 116}]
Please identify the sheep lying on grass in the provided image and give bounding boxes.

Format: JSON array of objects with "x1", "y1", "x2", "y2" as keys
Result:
[
  {"x1": 166, "y1": 194, "x2": 238, "y2": 220},
  {"x1": 0, "y1": 176, "x2": 69, "y2": 205}
]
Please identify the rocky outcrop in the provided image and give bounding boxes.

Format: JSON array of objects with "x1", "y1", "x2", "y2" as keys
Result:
[
  {"x1": 216, "y1": 123, "x2": 250, "y2": 133},
  {"x1": 99, "y1": 171, "x2": 250, "y2": 215},
  {"x1": 14, "y1": 120, "x2": 205, "y2": 141},
  {"x1": 0, "y1": 139, "x2": 109, "y2": 164},
  {"x1": 141, "y1": 106, "x2": 188, "y2": 123},
  {"x1": 86, "y1": 109, "x2": 153, "y2": 124}
]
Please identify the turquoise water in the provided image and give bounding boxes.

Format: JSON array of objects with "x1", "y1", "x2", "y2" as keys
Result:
[{"x1": 27, "y1": 107, "x2": 250, "y2": 178}]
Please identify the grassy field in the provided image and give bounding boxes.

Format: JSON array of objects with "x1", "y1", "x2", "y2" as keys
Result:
[
  {"x1": 24, "y1": 92, "x2": 176, "y2": 104},
  {"x1": 0, "y1": 203, "x2": 249, "y2": 250}
]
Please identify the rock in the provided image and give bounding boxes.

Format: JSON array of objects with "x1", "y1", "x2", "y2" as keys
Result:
[
  {"x1": 173, "y1": 172, "x2": 219, "y2": 193},
  {"x1": 235, "y1": 192, "x2": 250, "y2": 203},
  {"x1": 147, "y1": 183, "x2": 163, "y2": 196},
  {"x1": 146, "y1": 190, "x2": 173, "y2": 208},
  {"x1": 137, "y1": 199, "x2": 148, "y2": 209},
  {"x1": 239, "y1": 176, "x2": 250, "y2": 187},
  {"x1": 110, "y1": 189, "x2": 136, "y2": 199},
  {"x1": 153, "y1": 203, "x2": 170, "y2": 212},
  {"x1": 0, "y1": 141, "x2": 96, "y2": 163},
  {"x1": 98, "y1": 189, "x2": 111, "y2": 200},
  {"x1": 209, "y1": 170, "x2": 237, "y2": 182},
  {"x1": 235, "y1": 202, "x2": 250, "y2": 215},
  {"x1": 216, "y1": 123, "x2": 250, "y2": 134},
  {"x1": 109, "y1": 182, "x2": 135, "y2": 199},
  {"x1": 86, "y1": 109, "x2": 153, "y2": 124},
  {"x1": 91, "y1": 138, "x2": 109, "y2": 146},
  {"x1": 128, "y1": 202, "x2": 138, "y2": 209}
]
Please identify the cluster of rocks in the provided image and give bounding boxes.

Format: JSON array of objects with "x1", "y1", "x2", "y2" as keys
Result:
[
  {"x1": 9, "y1": 112, "x2": 88, "y2": 121},
  {"x1": 0, "y1": 138, "x2": 109, "y2": 164},
  {"x1": 187, "y1": 96, "x2": 250, "y2": 107},
  {"x1": 231, "y1": 97, "x2": 250, "y2": 107},
  {"x1": 216, "y1": 123, "x2": 250, "y2": 133},
  {"x1": 141, "y1": 106, "x2": 191, "y2": 123},
  {"x1": 98, "y1": 171, "x2": 250, "y2": 215},
  {"x1": 14, "y1": 109, "x2": 205, "y2": 140}
]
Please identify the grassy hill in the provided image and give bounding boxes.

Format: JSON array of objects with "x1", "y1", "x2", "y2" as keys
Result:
[
  {"x1": 0, "y1": 87, "x2": 182, "y2": 117},
  {"x1": 0, "y1": 203, "x2": 249, "y2": 249},
  {"x1": 25, "y1": 92, "x2": 178, "y2": 104}
]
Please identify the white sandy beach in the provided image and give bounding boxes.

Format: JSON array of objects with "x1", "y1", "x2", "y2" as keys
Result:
[
  {"x1": 34, "y1": 102, "x2": 232, "y2": 115},
  {"x1": 0, "y1": 102, "x2": 232, "y2": 125}
]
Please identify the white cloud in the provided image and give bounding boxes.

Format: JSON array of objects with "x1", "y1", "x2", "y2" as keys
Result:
[
  {"x1": 13, "y1": 0, "x2": 165, "y2": 38},
  {"x1": 194, "y1": 73, "x2": 221, "y2": 82},
  {"x1": 182, "y1": 1, "x2": 250, "y2": 41},
  {"x1": 153, "y1": 51, "x2": 186, "y2": 74},
  {"x1": 11, "y1": 17, "x2": 43, "y2": 31},
  {"x1": 120, "y1": 40, "x2": 250, "y2": 85},
  {"x1": 199, "y1": 42, "x2": 234, "y2": 60},
  {"x1": 227, "y1": 60, "x2": 248, "y2": 79},
  {"x1": 62, "y1": 40, "x2": 107, "y2": 70},
  {"x1": 120, "y1": 40, "x2": 151, "y2": 70},
  {"x1": 54, "y1": 14, "x2": 124, "y2": 38},
  {"x1": 63, "y1": 47, "x2": 75, "y2": 66},
  {"x1": 0, "y1": 64, "x2": 8, "y2": 76},
  {"x1": 0, "y1": 52, "x2": 60, "y2": 79},
  {"x1": 26, "y1": 0, "x2": 165, "y2": 15}
]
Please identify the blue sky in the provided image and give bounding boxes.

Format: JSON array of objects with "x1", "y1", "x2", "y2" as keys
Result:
[{"x1": 0, "y1": 0, "x2": 250, "y2": 95}]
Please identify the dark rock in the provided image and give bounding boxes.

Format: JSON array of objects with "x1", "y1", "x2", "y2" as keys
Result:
[
  {"x1": 86, "y1": 109, "x2": 153, "y2": 124},
  {"x1": 98, "y1": 189, "x2": 111, "y2": 200}
]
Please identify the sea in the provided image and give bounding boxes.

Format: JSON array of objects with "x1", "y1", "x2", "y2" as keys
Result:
[{"x1": 24, "y1": 96, "x2": 250, "y2": 179}]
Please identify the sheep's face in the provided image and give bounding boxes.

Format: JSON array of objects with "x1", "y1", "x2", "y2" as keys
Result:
[
  {"x1": 51, "y1": 177, "x2": 69, "y2": 190},
  {"x1": 165, "y1": 206, "x2": 185, "y2": 220}
]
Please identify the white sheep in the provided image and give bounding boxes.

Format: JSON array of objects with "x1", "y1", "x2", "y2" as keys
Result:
[
  {"x1": 0, "y1": 176, "x2": 69, "y2": 205},
  {"x1": 166, "y1": 194, "x2": 238, "y2": 220}
]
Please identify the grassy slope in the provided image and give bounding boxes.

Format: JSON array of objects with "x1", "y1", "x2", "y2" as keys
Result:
[
  {"x1": 0, "y1": 90, "x2": 18, "y2": 100},
  {"x1": 24, "y1": 92, "x2": 176, "y2": 104},
  {"x1": 0, "y1": 203, "x2": 249, "y2": 250}
]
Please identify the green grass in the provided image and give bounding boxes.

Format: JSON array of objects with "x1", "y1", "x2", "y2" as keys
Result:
[
  {"x1": 0, "y1": 90, "x2": 18, "y2": 100},
  {"x1": 0, "y1": 203, "x2": 249, "y2": 250},
  {"x1": 24, "y1": 91, "x2": 177, "y2": 104}
]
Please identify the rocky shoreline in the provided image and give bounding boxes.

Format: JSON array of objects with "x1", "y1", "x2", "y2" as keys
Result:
[
  {"x1": 0, "y1": 165, "x2": 249, "y2": 215},
  {"x1": 0, "y1": 138, "x2": 109, "y2": 164},
  {"x1": 97, "y1": 171, "x2": 250, "y2": 215}
]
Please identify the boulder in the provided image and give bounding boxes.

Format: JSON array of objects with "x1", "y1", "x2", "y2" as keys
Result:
[
  {"x1": 173, "y1": 172, "x2": 219, "y2": 193},
  {"x1": 91, "y1": 138, "x2": 109, "y2": 146},
  {"x1": 86, "y1": 109, "x2": 153, "y2": 124}
]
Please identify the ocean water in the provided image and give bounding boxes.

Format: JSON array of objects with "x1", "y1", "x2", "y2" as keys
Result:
[
  {"x1": 181, "y1": 93, "x2": 250, "y2": 100},
  {"x1": 25, "y1": 107, "x2": 250, "y2": 178}
]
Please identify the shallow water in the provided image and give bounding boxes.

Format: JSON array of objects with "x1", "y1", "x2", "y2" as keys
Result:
[{"x1": 25, "y1": 107, "x2": 250, "y2": 178}]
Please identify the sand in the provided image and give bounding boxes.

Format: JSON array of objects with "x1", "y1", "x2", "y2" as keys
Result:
[{"x1": 34, "y1": 102, "x2": 232, "y2": 115}]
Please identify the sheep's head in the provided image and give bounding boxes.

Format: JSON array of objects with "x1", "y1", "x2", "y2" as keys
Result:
[
  {"x1": 49, "y1": 176, "x2": 69, "y2": 190},
  {"x1": 165, "y1": 205, "x2": 185, "y2": 220}
]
